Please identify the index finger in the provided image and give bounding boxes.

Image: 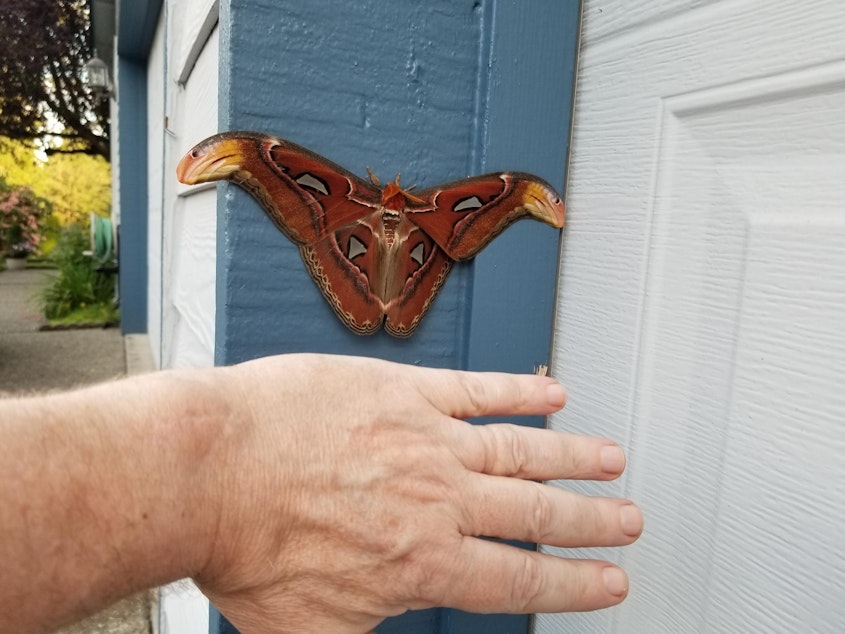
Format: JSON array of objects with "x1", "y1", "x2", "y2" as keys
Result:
[{"x1": 413, "y1": 368, "x2": 567, "y2": 420}]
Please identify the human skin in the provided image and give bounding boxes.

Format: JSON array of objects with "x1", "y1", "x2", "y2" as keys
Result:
[{"x1": 0, "y1": 353, "x2": 642, "y2": 633}]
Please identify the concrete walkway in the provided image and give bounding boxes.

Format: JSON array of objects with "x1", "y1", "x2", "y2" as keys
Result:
[
  {"x1": 0, "y1": 267, "x2": 154, "y2": 633},
  {"x1": 0, "y1": 268, "x2": 126, "y2": 393}
]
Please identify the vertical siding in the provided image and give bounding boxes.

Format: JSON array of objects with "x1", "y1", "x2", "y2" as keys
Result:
[
  {"x1": 146, "y1": 11, "x2": 165, "y2": 365},
  {"x1": 539, "y1": 1, "x2": 845, "y2": 633}
]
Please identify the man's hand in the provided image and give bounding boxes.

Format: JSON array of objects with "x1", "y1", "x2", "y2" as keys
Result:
[
  {"x1": 194, "y1": 354, "x2": 642, "y2": 633},
  {"x1": 0, "y1": 353, "x2": 641, "y2": 634}
]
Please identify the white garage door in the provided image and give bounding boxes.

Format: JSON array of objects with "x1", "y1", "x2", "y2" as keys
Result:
[
  {"x1": 539, "y1": 1, "x2": 845, "y2": 632},
  {"x1": 148, "y1": 1, "x2": 218, "y2": 370}
]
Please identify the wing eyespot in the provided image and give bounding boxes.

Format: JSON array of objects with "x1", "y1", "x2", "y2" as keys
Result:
[
  {"x1": 409, "y1": 242, "x2": 425, "y2": 266},
  {"x1": 347, "y1": 235, "x2": 367, "y2": 261},
  {"x1": 295, "y1": 172, "x2": 330, "y2": 196},
  {"x1": 452, "y1": 196, "x2": 484, "y2": 212}
]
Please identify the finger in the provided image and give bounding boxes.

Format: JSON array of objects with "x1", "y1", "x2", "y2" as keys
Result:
[
  {"x1": 413, "y1": 368, "x2": 567, "y2": 419},
  {"x1": 437, "y1": 538, "x2": 629, "y2": 613},
  {"x1": 460, "y1": 476, "x2": 643, "y2": 547},
  {"x1": 446, "y1": 422, "x2": 626, "y2": 481}
]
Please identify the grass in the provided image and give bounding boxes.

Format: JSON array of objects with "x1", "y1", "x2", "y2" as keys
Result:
[
  {"x1": 43, "y1": 301, "x2": 119, "y2": 328},
  {"x1": 23, "y1": 257, "x2": 57, "y2": 270}
]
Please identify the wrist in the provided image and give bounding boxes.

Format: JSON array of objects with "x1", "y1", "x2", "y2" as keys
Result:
[
  {"x1": 0, "y1": 368, "x2": 239, "y2": 631},
  {"x1": 127, "y1": 367, "x2": 238, "y2": 581}
]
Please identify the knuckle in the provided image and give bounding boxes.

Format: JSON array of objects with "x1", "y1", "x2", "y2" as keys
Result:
[
  {"x1": 510, "y1": 555, "x2": 545, "y2": 611},
  {"x1": 459, "y1": 374, "x2": 488, "y2": 413},
  {"x1": 529, "y1": 486, "x2": 555, "y2": 542},
  {"x1": 399, "y1": 548, "x2": 451, "y2": 607},
  {"x1": 505, "y1": 427, "x2": 530, "y2": 476},
  {"x1": 486, "y1": 425, "x2": 530, "y2": 476}
]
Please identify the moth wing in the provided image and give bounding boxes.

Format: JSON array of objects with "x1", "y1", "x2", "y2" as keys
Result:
[
  {"x1": 384, "y1": 227, "x2": 453, "y2": 338},
  {"x1": 408, "y1": 172, "x2": 564, "y2": 261},
  {"x1": 300, "y1": 226, "x2": 385, "y2": 335},
  {"x1": 176, "y1": 131, "x2": 382, "y2": 245}
]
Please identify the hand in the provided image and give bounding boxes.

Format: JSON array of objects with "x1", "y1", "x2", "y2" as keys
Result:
[{"x1": 193, "y1": 354, "x2": 642, "y2": 633}]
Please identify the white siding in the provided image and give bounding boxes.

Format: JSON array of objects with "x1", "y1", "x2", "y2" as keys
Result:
[
  {"x1": 147, "y1": 0, "x2": 218, "y2": 370},
  {"x1": 539, "y1": 1, "x2": 845, "y2": 632},
  {"x1": 146, "y1": 11, "x2": 165, "y2": 367},
  {"x1": 146, "y1": 0, "x2": 219, "y2": 629},
  {"x1": 161, "y1": 22, "x2": 218, "y2": 369}
]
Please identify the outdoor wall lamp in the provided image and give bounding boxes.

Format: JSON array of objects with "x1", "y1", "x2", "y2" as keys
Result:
[{"x1": 84, "y1": 52, "x2": 113, "y2": 99}]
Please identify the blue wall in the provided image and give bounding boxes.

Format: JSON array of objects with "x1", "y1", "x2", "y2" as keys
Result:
[
  {"x1": 216, "y1": 0, "x2": 484, "y2": 367},
  {"x1": 214, "y1": 0, "x2": 581, "y2": 631},
  {"x1": 114, "y1": 0, "x2": 163, "y2": 334},
  {"x1": 115, "y1": 57, "x2": 148, "y2": 334}
]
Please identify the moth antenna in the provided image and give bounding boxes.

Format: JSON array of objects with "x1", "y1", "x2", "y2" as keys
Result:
[
  {"x1": 391, "y1": 173, "x2": 427, "y2": 204},
  {"x1": 367, "y1": 167, "x2": 381, "y2": 187}
]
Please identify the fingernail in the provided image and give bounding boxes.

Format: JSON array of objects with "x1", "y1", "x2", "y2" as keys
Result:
[
  {"x1": 602, "y1": 567, "x2": 628, "y2": 597},
  {"x1": 620, "y1": 503, "x2": 643, "y2": 537},
  {"x1": 546, "y1": 383, "x2": 566, "y2": 407},
  {"x1": 600, "y1": 445, "x2": 625, "y2": 474}
]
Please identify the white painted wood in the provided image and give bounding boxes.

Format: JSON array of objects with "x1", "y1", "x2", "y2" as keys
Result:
[
  {"x1": 538, "y1": 1, "x2": 845, "y2": 632},
  {"x1": 149, "y1": 3, "x2": 218, "y2": 370},
  {"x1": 176, "y1": 0, "x2": 219, "y2": 84},
  {"x1": 109, "y1": 65, "x2": 121, "y2": 228},
  {"x1": 147, "y1": 13, "x2": 165, "y2": 368},
  {"x1": 154, "y1": 581, "x2": 209, "y2": 634},
  {"x1": 146, "y1": 3, "x2": 217, "y2": 627}
]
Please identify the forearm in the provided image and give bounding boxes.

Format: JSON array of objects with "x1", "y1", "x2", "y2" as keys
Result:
[
  {"x1": 0, "y1": 369, "x2": 228, "y2": 633},
  {"x1": 0, "y1": 354, "x2": 642, "y2": 634}
]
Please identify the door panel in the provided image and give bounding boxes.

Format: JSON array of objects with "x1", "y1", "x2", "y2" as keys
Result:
[{"x1": 539, "y1": 1, "x2": 845, "y2": 632}]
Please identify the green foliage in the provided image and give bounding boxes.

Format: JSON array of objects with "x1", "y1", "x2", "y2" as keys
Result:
[
  {"x1": 46, "y1": 301, "x2": 119, "y2": 327},
  {"x1": 0, "y1": 137, "x2": 111, "y2": 230},
  {"x1": 38, "y1": 152, "x2": 111, "y2": 225},
  {"x1": 40, "y1": 224, "x2": 116, "y2": 321},
  {"x1": 0, "y1": 0, "x2": 109, "y2": 159}
]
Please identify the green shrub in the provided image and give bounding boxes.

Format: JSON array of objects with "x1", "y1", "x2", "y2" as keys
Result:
[{"x1": 40, "y1": 224, "x2": 116, "y2": 320}]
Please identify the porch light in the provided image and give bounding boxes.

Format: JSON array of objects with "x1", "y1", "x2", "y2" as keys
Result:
[{"x1": 84, "y1": 52, "x2": 112, "y2": 98}]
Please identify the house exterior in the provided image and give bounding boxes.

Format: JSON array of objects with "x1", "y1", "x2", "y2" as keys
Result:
[{"x1": 96, "y1": 0, "x2": 845, "y2": 633}]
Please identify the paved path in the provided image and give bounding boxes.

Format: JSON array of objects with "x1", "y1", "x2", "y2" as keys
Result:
[
  {"x1": 0, "y1": 268, "x2": 125, "y2": 393},
  {"x1": 0, "y1": 267, "x2": 152, "y2": 633}
]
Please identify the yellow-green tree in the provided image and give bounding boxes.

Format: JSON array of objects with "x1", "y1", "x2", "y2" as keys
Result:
[{"x1": 0, "y1": 137, "x2": 110, "y2": 226}]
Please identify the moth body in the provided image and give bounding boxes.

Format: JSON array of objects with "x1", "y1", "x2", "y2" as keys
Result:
[{"x1": 176, "y1": 131, "x2": 564, "y2": 337}]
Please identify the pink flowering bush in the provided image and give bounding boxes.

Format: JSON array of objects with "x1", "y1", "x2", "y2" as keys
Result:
[{"x1": 0, "y1": 183, "x2": 47, "y2": 258}]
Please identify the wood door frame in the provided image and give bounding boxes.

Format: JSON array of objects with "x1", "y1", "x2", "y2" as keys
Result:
[{"x1": 210, "y1": 1, "x2": 582, "y2": 632}]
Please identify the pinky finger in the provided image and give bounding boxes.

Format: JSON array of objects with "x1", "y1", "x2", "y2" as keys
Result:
[{"x1": 442, "y1": 538, "x2": 629, "y2": 614}]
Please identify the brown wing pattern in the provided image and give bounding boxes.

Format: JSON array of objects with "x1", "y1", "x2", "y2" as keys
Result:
[
  {"x1": 177, "y1": 132, "x2": 564, "y2": 337},
  {"x1": 176, "y1": 131, "x2": 381, "y2": 245},
  {"x1": 408, "y1": 172, "x2": 564, "y2": 260}
]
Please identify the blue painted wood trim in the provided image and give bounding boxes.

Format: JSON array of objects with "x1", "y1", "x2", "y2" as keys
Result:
[
  {"x1": 214, "y1": 0, "x2": 482, "y2": 368},
  {"x1": 208, "y1": 606, "x2": 239, "y2": 634},
  {"x1": 116, "y1": 57, "x2": 148, "y2": 334},
  {"x1": 116, "y1": 0, "x2": 163, "y2": 61},
  {"x1": 453, "y1": 1, "x2": 582, "y2": 630},
  {"x1": 210, "y1": 0, "x2": 580, "y2": 631},
  {"x1": 466, "y1": 0, "x2": 580, "y2": 377}
]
